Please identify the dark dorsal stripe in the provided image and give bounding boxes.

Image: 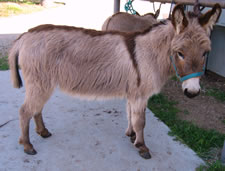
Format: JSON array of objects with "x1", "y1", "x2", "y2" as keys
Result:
[
  {"x1": 124, "y1": 36, "x2": 141, "y2": 87},
  {"x1": 122, "y1": 20, "x2": 168, "y2": 87}
]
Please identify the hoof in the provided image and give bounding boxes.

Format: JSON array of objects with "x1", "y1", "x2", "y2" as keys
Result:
[
  {"x1": 129, "y1": 132, "x2": 136, "y2": 143},
  {"x1": 41, "y1": 132, "x2": 52, "y2": 138},
  {"x1": 24, "y1": 148, "x2": 37, "y2": 155},
  {"x1": 130, "y1": 135, "x2": 136, "y2": 143},
  {"x1": 37, "y1": 129, "x2": 52, "y2": 138},
  {"x1": 139, "y1": 151, "x2": 151, "y2": 159}
]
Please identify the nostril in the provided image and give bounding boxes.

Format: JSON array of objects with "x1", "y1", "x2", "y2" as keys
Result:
[{"x1": 184, "y1": 88, "x2": 200, "y2": 98}]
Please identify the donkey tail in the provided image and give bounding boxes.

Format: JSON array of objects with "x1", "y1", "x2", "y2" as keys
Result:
[{"x1": 8, "y1": 40, "x2": 23, "y2": 88}]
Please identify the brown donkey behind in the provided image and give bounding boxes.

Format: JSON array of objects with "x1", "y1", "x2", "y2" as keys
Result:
[
  {"x1": 102, "y1": 12, "x2": 159, "y2": 32},
  {"x1": 9, "y1": 4, "x2": 221, "y2": 159},
  {"x1": 102, "y1": 0, "x2": 161, "y2": 32}
]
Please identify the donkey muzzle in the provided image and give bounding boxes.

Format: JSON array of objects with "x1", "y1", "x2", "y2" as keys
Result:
[{"x1": 182, "y1": 77, "x2": 201, "y2": 98}]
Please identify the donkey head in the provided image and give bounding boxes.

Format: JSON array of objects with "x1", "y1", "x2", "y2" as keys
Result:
[{"x1": 171, "y1": 4, "x2": 221, "y2": 98}]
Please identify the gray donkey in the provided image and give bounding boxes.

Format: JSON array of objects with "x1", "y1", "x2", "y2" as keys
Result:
[
  {"x1": 9, "y1": 4, "x2": 221, "y2": 159},
  {"x1": 102, "y1": 12, "x2": 159, "y2": 32}
]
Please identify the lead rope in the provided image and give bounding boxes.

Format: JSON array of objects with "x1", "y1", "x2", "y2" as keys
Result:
[{"x1": 124, "y1": 0, "x2": 138, "y2": 15}]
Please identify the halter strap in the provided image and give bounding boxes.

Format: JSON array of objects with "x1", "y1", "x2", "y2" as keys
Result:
[{"x1": 170, "y1": 55, "x2": 205, "y2": 82}]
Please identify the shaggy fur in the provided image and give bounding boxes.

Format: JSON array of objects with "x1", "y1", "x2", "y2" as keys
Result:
[
  {"x1": 102, "y1": 12, "x2": 158, "y2": 32},
  {"x1": 9, "y1": 4, "x2": 221, "y2": 159}
]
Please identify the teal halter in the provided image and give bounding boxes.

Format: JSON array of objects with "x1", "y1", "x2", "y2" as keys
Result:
[{"x1": 170, "y1": 55, "x2": 205, "y2": 82}]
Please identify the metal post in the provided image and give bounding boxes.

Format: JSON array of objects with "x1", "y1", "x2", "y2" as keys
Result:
[
  {"x1": 114, "y1": 0, "x2": 121, "y2": 13},
  {"x1": 221, "y1": 141, "x2": 225, "y2": 164}
]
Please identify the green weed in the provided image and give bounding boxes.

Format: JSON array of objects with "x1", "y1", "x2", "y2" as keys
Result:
[
  {"x1": 206, "y1": 88, "x2": 225, "y2": 102},
  {"x1": 197, "y1": 160, "x2": 225, "y2": 171},
  {"x1": 148, "y1": 94, "x2": 225, "y2": 170},
  {"x1": 0, "y1": 56, "x2": 9, "y2": 70},
  {"x1": 6, "y1": 4, "x2": 22, "y2": 12},
  {"x1": 183, "y1": 109, "x2": 190, "y2": 115},
  {"x1": 171, "y1": 75, "x2": 179, "y2": 82},
  {"x1": 222, "y1": 120, "x2": 225, "y2": 125},
  {"x1": 0, "y1": 2, "x2": 44, "y2": 17}
]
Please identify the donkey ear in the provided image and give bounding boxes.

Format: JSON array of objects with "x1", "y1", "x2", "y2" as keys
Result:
[
  {"x1": 171, "y1": 4, "x2": 188, "y2": 34},
  {"x1": 154, "y1": 9, "x2": 160, "y2": 19},
  {"x1": 198, "y1": 4, "x2": 221, "y2": 34}
]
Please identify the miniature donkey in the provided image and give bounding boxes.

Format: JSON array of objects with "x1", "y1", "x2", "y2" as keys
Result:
[
  {"x1": 102, "y1": 11, "x2": 159, "y2": 32},
  {"x1": 9, "y1": 4, "x2": 221, "y2": 159}
]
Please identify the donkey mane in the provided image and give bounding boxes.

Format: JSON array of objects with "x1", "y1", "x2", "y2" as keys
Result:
[
  {"x1": 142, "y1": 13, "x2": 155, "y2": 17},
  {"x1": 28, "y1": 21, "x2": 168, "y2": 37},
  {"x1": 187, "y1": 11, "x2": 200, "y2": 18},
  {"x1": 135, "y1": 20, "x2": 168, "y2": 36}
]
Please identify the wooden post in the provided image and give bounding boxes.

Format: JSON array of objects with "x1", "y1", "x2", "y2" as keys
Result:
[
  {"x1": 143, "y1": 0, "x2": 225, "y2": 8},
  {"x1": 114, "y1": 0, "x2": 121, "y2": 13}
]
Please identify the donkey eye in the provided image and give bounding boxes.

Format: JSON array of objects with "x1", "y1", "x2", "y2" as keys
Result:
[{"x1": 177, "y1": 52, "x2": 184, "y2": 59}]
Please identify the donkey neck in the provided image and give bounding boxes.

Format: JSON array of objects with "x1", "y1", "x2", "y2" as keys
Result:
[{"x1": 136, "y1": 21, "x2": 176, "y2": 84}]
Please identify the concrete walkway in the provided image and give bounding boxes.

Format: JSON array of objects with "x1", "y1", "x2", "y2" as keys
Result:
[{"x1": 0, "y1": 71, "x2": 204, "y2": 171}]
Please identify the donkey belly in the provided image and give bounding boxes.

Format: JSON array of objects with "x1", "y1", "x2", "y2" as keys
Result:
[{"x1": 58, "y1": 68, "x2": 128, "y2": 98}]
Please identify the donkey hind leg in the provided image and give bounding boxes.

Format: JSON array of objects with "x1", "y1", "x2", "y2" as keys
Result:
[
  {"x1": 34, "y1": 112, "x2": 52, "y2": 138},
  {"x1": 19, "y1": 86, "x2": 53, "y2": 155},
  {"x1": 125, "y1": 101, "x2": 136, "y2": 143},
  {"x1": 19, "y1": 104, "x2": 35, "y2": 155},
  {"x1": 130, "y1": 99, "x2": 151, "y2": 159}
]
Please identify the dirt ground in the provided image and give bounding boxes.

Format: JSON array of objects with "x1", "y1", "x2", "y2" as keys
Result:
[{"x1": 162, "y1": 71, "x2": 225, "y2": 134}]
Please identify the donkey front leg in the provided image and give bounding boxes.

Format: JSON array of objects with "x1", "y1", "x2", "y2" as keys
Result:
[
  {"x1": 129, "y1": 99, "x2": 151, "y2": 159},
  {"x1": 125, "y1": 101, "x2": 136, "y2": 143}
]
